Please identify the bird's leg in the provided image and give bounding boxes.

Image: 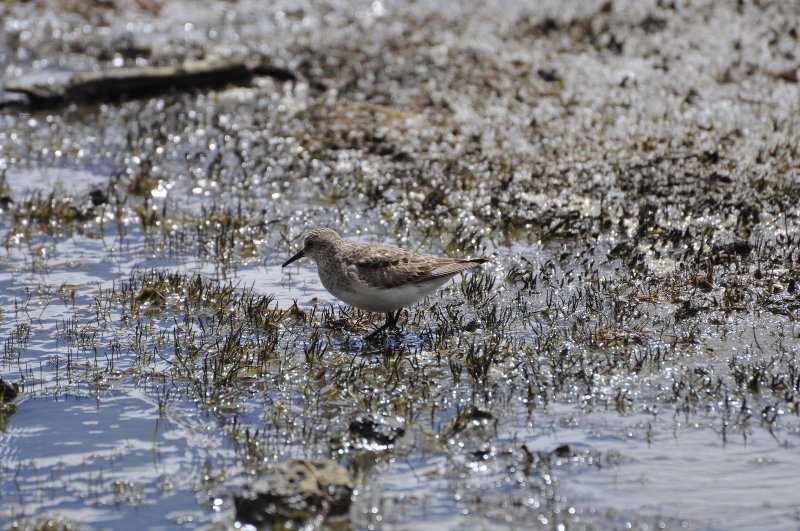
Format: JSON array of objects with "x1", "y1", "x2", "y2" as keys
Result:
[{"x1": 364, "y1": 310, "x2": 402, "y2": 341}]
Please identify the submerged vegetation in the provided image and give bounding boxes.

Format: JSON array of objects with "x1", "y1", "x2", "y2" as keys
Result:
[{"x1": 0, "y1": 0, "x2": 799, "y2": 529}]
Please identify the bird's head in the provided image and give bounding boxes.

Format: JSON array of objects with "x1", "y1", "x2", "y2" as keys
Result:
[{"x1": 281, "y1": 228, "x2": 343, "y2": 267}]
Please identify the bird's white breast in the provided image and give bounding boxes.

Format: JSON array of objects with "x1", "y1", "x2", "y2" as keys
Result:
[{"x1": 327, "y1": 276, "x2": 453, "y2": 313}]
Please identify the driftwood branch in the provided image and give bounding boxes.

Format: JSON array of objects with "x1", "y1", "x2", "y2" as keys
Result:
[{"x1": 1, "y1": 57, "x2": 297, "y2": 110}]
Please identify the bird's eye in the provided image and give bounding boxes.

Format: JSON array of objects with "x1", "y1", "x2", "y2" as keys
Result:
[{"x1": 306, "y1": 241, "x2": 313, "y2": 248}]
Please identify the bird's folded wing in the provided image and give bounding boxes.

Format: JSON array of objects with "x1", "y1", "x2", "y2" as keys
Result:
[{"x1": 353, "y1": 252, "x2": 485, "y2": 289}]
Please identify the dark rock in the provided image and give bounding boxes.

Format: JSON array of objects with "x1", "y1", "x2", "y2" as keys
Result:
[
  {"x1": 421, "y1": 187, "x2": 447, "y2": 211},
  {"x1": 536, "y1": 68, "x2": 561, "y2": 83},
  {"x1": 0, "y1": 379, "x2": 19, "y2": 402},
  {"x1": 89, "y1": 189, "x2": 109, "y2": 206},
  {"x1": 16, "y1": 514, "x2": 78, "y2": 530},
  {"x1": 451, "y1": 405, "x2": 494, "y2": 434},
  {"x1": 552, "y1": 444, "x2": 572, "y2": 458},
  {"x1": 712, "y1": 240, "x2": 753, "y2": 261},
  {"x1": 348, "y1": 415, "x2": 405, "y2": 446},
  {"x1": 674, "y1": 299, "x2": 706, "y2": 320},
  {"x1": 463, "y1": 320, "x2": 480, "y2": 332},
  {"x1": 702, "y1": 150, "x2": 721, "y2": 164},
  {"x1": 639, "y1": 13, "x2": 668, "y2": 33},
  {"x1": 135, "y1": 287, "x2": 166, "y2": 306},
  {"x1": 463, "y1": 406, "x2": 493, "y2": 421},
  {"x1": 235, "y1": 459, "x2": 353, "y2": 528}
]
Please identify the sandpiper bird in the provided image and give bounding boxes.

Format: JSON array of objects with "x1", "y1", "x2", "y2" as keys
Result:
[{"x1": 282, "y1": 228, "x2": 488, "y2": 339}]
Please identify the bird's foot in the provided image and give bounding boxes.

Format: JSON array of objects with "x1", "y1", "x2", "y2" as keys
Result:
[
  {"x1": 363, "y1": 310, "x2": 402, "y2": 341},
  {"x1": 364, "y1": 325, "x2": 390, "y2": 342}
]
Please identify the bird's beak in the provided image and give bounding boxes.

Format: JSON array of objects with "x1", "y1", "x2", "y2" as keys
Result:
[{"x1": 281, "y1": 249, "x2": 305, "y2": 268}]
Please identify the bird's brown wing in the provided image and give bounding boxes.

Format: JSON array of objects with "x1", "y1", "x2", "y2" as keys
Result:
[{"x1": 348, "y1": 245, "x2": 487, "y2": 289}]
